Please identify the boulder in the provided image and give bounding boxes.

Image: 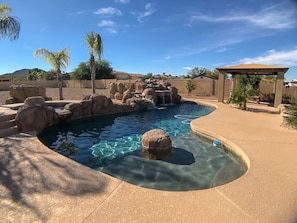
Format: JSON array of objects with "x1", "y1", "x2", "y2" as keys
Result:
[
  {"x1": 5, "y1": 97, "x2": 16, "y2": 104},
  {"x1": 122, "y1": 89, "x2": 133, "y2": 103},
  {"x1": 142, "y1": 129, "x2": 172, "y2": 160},
  {"x1": 15, "y1": 96, "x2": 59, "y2": 134},
  {"x1": 64, "y1": 95, "x2": 117, "y2": 119},
  {"x1": 114, "y1": 92, "x2": 123, "y2": 100},
  {"x1": 135, "y1": 79, "x2": 146, "y2": 92},
  {"x1": 126, "y1": 98, "x2": 149, "y2": 111},
  {"x1": 116, "y1": 82, "x2": 126, "y2": 94},
  {"x1": 142, "y1": 88, "x2": 157, "y2": 104},
  {"x1": 81, "y1": 99, "x2": 92, "y2": 117},
  {"x1": 64, "y1": 102, "x2": 83, "y2": 119},
  {"x1": 9, "y1": 84, "x2": 47, "y2": 103},
  {"x1": 91, "y1": 95, "x2": 116, "y2": 115},
  {"x1": 114, "y1": 104, "x2": 134, "y2": 113},
  {"x1": 109, "y1": 82, "x2": 117, "y2": 95}
]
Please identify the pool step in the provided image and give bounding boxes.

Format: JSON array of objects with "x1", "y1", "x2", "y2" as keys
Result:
[{"x1": 0, "y1": 113, "x2": 20, "y2": 138}]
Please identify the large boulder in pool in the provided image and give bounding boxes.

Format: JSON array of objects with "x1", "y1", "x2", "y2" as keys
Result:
[
  {"x1": 15, "y1": 96, "x2": 59, "y2": 134},
  {"x1": 142, "y1": 129, "x2": 172, "y2": 160}
]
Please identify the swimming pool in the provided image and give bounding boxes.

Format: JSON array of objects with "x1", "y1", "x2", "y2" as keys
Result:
[{"x1": 38, "y1": 101, "x2": 247, "y2": 191}]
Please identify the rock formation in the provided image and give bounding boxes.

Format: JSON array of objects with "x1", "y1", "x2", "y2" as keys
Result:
[
  {"x1": 110, "y1": 79, "x2": 181, "y2": 106},
  {"x1": 109, "y1": 82, "x2": 135, "y2": 100},
  {"x1": 15, "y1": 96, "x2": 59, "y2": 134},
  {"x1": 14, "y1": 81, "x2": 182, "y2": 134},
  {"x1": 65, "y1": 95, "x2": 116, "y2": 119},
  {"x1": 6, "y1": 84, "x2": 51, "y2": 104},
  {"x1": 142, "y1": 129, "x2": 172, "y2": 160}
]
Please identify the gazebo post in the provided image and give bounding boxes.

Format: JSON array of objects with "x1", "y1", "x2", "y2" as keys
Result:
[
  {"x1": 229, "y1": 74, "x2": 236, "y2": 100},
  {"x1": 218, "y1": 72, "x2": 225, "y2": 103},
  {"x1": 274, "y1": 72, "x2": 285, "y2": 108}
]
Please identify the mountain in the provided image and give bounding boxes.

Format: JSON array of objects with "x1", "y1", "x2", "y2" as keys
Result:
[{"x1": 0, "y1": 69, "x2": 31, "y2": 78}]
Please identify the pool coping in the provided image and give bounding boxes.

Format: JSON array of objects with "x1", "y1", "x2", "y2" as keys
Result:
[{"x1": 1, "y1": 98, "x2": 297, "y2": 222}]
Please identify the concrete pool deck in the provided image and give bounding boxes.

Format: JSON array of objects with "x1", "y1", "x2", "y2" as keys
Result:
[{"x1": 1, "y1": 98, "x2": 297, "y2": 222}]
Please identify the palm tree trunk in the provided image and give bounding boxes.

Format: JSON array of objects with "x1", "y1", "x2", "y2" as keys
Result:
[
  {"x1": 90, "y1": 55, "x2": 96, "y2": 94},
  {"x1": 57, "y1": 69, "x2": 63, "y2": 100}
]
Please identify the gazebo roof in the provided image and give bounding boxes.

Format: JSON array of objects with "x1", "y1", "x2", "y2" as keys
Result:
[{"x1": 216, "y1": 64, "x2": 289, "y2": 75}]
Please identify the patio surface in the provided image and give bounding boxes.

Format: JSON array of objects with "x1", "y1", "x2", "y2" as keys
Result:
[{"x1": 1, "y1": 98, "x2": 297, "y2": 222}]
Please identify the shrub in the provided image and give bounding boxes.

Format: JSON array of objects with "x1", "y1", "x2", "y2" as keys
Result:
[
  {"x1": 186, "y1": 80, "x2": 196, "y2": 94},
  {"x1": 285, "y1": 103, "x2": 297, "y2": 129},
  {"x1": 229, "y1": 75, "x2": 261, "y2": 110}
]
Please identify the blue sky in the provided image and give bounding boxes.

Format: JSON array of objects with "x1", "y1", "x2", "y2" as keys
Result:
[{"x1": 1, "y1": 0, "x2": 297, "y2": 81}]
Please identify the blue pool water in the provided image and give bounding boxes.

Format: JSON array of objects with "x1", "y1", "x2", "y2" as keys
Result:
[{"x1": 38, "y1": 102, "x2": 247, "y2": 191}]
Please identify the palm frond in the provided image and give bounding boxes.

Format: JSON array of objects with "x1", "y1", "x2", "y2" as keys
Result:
[
  {"x1": 33, "y1": 48, "x2": 70, "y2": 71},
  {"x1": 0, "y1": 16, "x2": 20, "y2": 40},
  {"x1": 86, "y1": 31, "x2": 103, "y2": 60},
  {"x1": 0, "y1": 4, "x2": 11, "y2": 15}
]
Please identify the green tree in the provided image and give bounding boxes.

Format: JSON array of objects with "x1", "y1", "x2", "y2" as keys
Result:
[
  {"x1": 27, "y1": 72, "x2": 38, "y2": 80},
  {"x1": 206, "y1": 69, "x2": 219, "y2": 80},
  {"x1": 86, "y1": 32, "x2": 103, "y2": 94},
  {"x1": 71, "y1": 62, "x2": 90, "y2": 80},
  {"x1": 229, "y1": 75, "x2": 261, "y2": 110},
  {"x1": 142, "y1": 72, "x2": 153, "y2": 80},
  {"x1": 261, "y1": 75, "x2": 276, "y2": 83},
  {"x1": 71, "y1": 60, "x2": 114, "y2": 80},
  {"x1": 96, "y1": 60, "x2": 114, "y2": 79},
  {"x1": 188, "y1": 67, "x2": 207, "y2": 79},
  {"x1": 43, "y1": 70, "x2": 57, "y2": 80},
  {"x1": 33, "y1": 48, "x2": 70, "y2": 100},
  {"x1": 27, "y1": 68, "x2": 47, "y2": 80},
  {"x1": 62, "y1": 72, "x2": 71, "y2": 80},
  {"x1": 0, "y1": 4, "x2": 20, "y2": 40},
  {"x1": 186, "y1": 80, "x2": 196, "y2": 94}
]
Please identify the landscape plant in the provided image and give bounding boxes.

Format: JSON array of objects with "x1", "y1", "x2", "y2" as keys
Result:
[
  {"x1": 186, "y1": 80, "x2": 196, "y2": 94},
  {"x1": 285, "y1": 103, "x2": 297, "y2": 129},
  {"x1": 0, "y1": 4, "x2": 20, "y2": 40},
  {"x1": 229, "y1": 74, "x2": 261, "y2": 110},
  {"x1": 33, "y1": 48, "x2": 70, "y2": 100},
  {"x1": 85, "y1": 31, "x2": 103, "y2": 94}
]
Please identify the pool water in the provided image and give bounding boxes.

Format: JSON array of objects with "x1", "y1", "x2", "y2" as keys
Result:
[{"x1": 38, "y1": 102, "x2": 247, "y2": 191}]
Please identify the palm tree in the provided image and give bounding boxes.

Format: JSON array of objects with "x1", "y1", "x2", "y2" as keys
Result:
[
  {"x1": 33, "y1": 48, "x2": 70, "y2": 100},
  {"x1": 85, "y1": 32, "x2": 103, "y2": 94},
  {"x1": 0, "y1": 4, "x2": 20, "y2": 40}
]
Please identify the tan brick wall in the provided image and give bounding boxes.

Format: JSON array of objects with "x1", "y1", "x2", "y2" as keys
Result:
[
  {"x1": 0, "y1": 80, "x2": 58, "y2": 90},
  {"x1": 168, "y1": 79, "x2": 231, "y2": 96},
  {"x1": 1, "y1": 79, "x2": 296, "y2": 103}
]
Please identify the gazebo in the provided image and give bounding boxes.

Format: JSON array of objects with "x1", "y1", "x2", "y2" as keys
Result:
[{"x1": 216, "y1": 64, "x2": 289, "y2": 108}]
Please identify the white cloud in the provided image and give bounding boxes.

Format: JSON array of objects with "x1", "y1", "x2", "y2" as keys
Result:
[
  {"x1": 94, "y1": 7, "x2": 122, "y2": 16},
  {"x1": 190, "y1": 3, "x2": 297, "y2": 30},
  {"x1": 115, "y1": 0, "x2": 130, "y2": 4},
  {"x1": 216, "y1": 47, "x2": 232, "y2": 53},
  {"x1": 183, "y1": 67, "x2": 192, "y2": 70},
  {"x1": 68, "y1": 10, "x2": 87, "y2": 16},
  {"x1": 105, "y1": 28, "x2": 117, "y2": 34},
  {"x1": 98, "y1": 20, "x2": 116, "y2": 27},
  {"x1": 132, "y1": 3, "x2": 156, "y2": 22},
  {"x1": 238, "y1": 48, "x2": 297, "y2": 67}
]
